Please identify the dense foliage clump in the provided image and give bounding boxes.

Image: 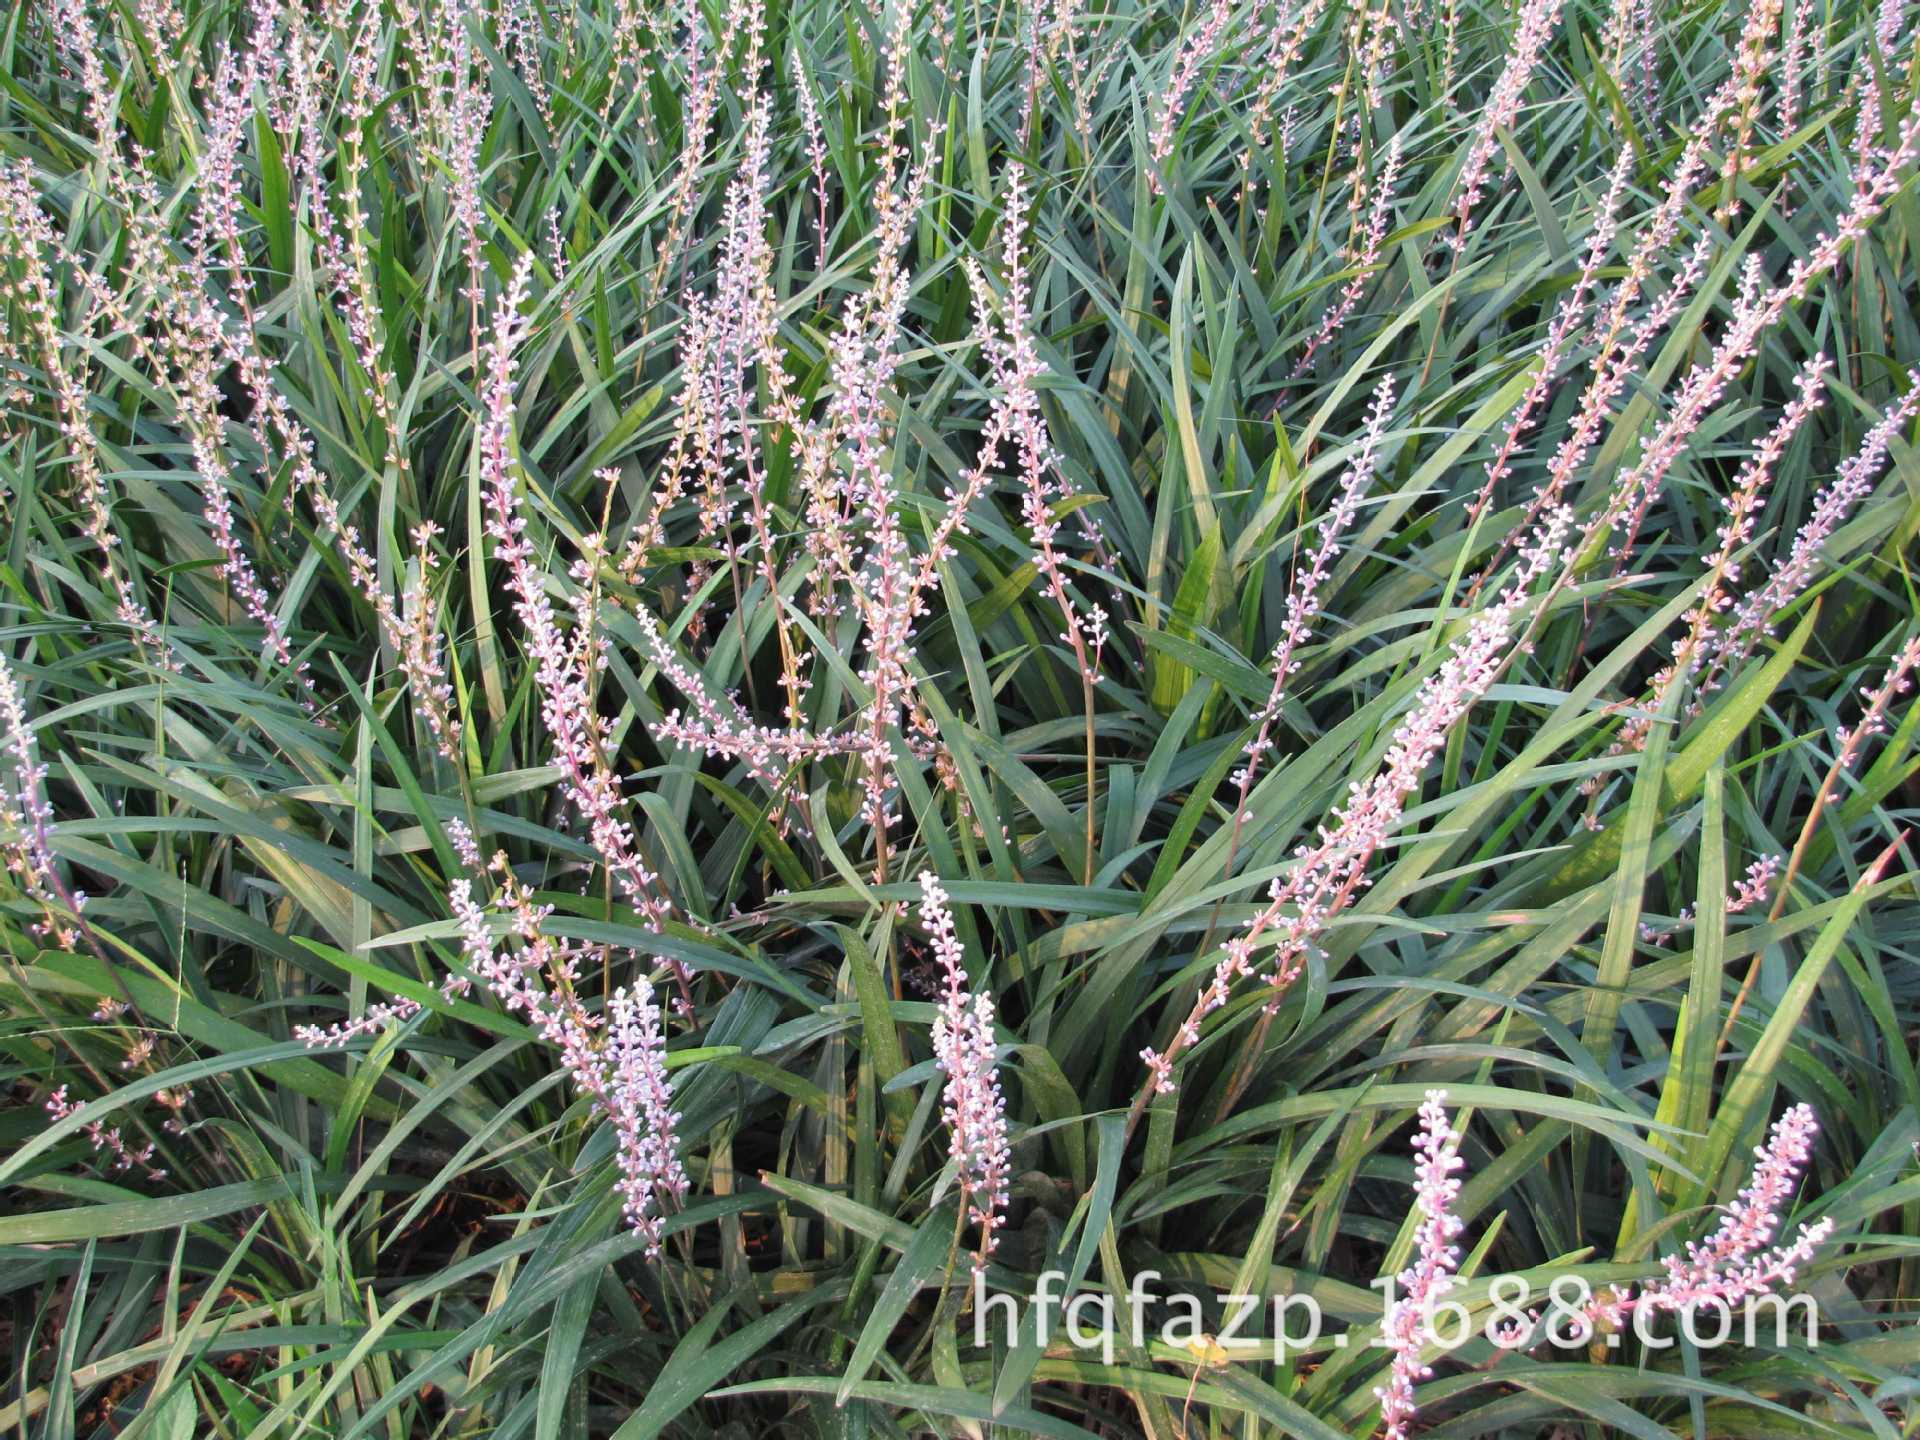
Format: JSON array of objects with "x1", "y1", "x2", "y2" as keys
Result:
[{"x1": 2, "y1": 0, "x2": 1918, "y2": 1431}]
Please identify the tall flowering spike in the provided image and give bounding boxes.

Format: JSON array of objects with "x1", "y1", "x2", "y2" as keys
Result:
[
  {"x1": 479, "y1": 257, "x2": 679, "y2": 948},
  {"x1": 0, "y1": 163, "x2": 173, "y2": 672},
  {"x1": 1378, "y1": 1092, "x2": 1466, "y2": 1440},
  {"x1": 1833, "y1": 636, "x2": 1920, "y2": 763},
  {"x1": 1150, "y1": 0, "x2": 1233, "y2": 182},
  {"x1": 604, "y1": 980, "x2": 690, "y2": 1257},
  {"x1": 1143, "y1": 507, "x2": 1574, "y2": 1097},
  {"x1": 792, "y1": 50, "x2": 831, "y2": 271},
  {"x1": 1600, "y1": 116, "x2": 1920, "y2": 574},
  {"x1": 1244, "y1": 0, "x2": 1333, "y2": 169},
  {"x1": 1468, "y1": 145, "x2": 1632, "y2": 532},
  {"x1": 919, "y1": 873, "x2": 1009, "y2": 1271},
  {"x1": 1228, "y1": 375, "x2": 1392, "y2": 849},
  {"x1": 1452, "y1": 0, "x2": 1563, "y2": 237},
  {"x1": 1293, "y1": 139, "x2": 1403, "y2": 378},
  {"x1": 1717, "y1": 0, "x2": 1787, "y2": 222},
  {"x1": 1703, "y1": 368, "x2": 1920, "y2": 682},
  {"x1": 0, "y1": 653, "x2": 83, "y2": 948},
  {"x1": 309, "y1": 863, "x2": 688, "y2": 1255},
  {"x1": 1640, "y1": 853, "x2": 1781, "y2": 944},
  {"x1": 1588, "y1": 1104, "x2": 1832, "y2": 1330}
]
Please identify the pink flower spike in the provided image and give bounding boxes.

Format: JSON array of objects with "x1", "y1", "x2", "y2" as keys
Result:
[
  {"x1": 1378, "y1": 1091, "x2": 1467, "y2": 1440},
  {"x1": 919, "y1": 873, "x2": 1010, "y2": 1271}
]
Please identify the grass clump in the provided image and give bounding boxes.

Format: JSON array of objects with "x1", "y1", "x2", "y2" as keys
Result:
[{"x1": 2, "y1": 0, "x2": 1919, "y2": 1432}]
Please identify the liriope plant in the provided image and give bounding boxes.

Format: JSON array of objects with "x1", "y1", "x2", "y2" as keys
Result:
[{"x1": 0, "y1": 0, "x2": 1916, "y2": 1432}]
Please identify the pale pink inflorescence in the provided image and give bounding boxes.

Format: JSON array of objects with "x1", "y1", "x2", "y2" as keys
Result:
[
  {"x1": 1467, "y1": 145, "x2": 1631, "y2": 534},
  {"x1": 1377, "y1": 1092, "x2": 1467, "y2": 1440},
  {"x1": 1599, "y1": 113, "x2": 1920, "y2": 576},
  {"x1": 0, "y1": 163, "x2": 174, "y2": 672},
  {"x1": 1587, "y1": 1103, "x2": 1832, "y2": 1331},
  {"x1": 1293, "y1": 138, "x2": 1403, "y2": 378},
  {"x1": 919, "y1": 873, "x2": 1010, "y2": 1270},
  {"x1": 1641, "y1": 854, "x2": 1782, "y2": 944},
  {"x1": 791, "y1": 51, "x2": 832, "y2": 270},
  {"x1": 1833, "y1": 635, "x2": 1920, "y2": 762},
  {"x1": 45, "y1": 1085, "x2": 165, "y2": 1182},
  {"x1": 981, "y1": 171, "x2": 1107, "y2": 690},
  {"x1": 602, "y1": 979, "x2": 690, "y2": 1250},
  {"x1": 1245, "y1": 0, "x2": 1333, "y2": 172},
  {"x1": 0, "y1": 653, "x2": 83, "y2": 949},
  {"x1": 1452, "y1": 0, "x2": 1563, "y2": 237},
  {"x1": 1693, "y1": 369, "x2": 1920, "y2": 701},
  {"x1": 302, "y1": 854, "x2": 689, "y2": 1255},
  {"x1": 1229, "y1": 375, "x2": 1392, "y2": 842},
  {"x1": 1377, "y1": 1095, "x2": 1833, "y2": 1435},
  {"x1": 450, "y1": 863, "x2": 688, "y2": 1255},
  {"x1": 1596, "y1": 353, "x2": 1834, "y2": 775},
  {"x1": 478, "y1": 258, "x2": 679, "y2": 948},
  {"x1": 1144, "y1": 504, "x2": 1574, "y2": 1096},
  {"x1": 1150, "y1": 0, "x2": 1234, "y2": 181}
]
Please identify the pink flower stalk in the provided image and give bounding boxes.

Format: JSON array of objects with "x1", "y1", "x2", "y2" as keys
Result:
[
  {"x1": 294, "y1": 996, "x2": 426, "y2": 1047},
  {"x1": 1640, "y1": 853, "x2": 1782, "y2": 944},
  {"x1": 91, "y1": 2, "x2": 457, "y2": 749},
  {"x1": 461, "y1": 867, "x2": 686, "y2": 1253},
  {"x1": 602, "y1": 979, "x2": 691, "y2": 1255},
  {"x1": 1231, "y1": 376, "x2": 1392, "y2": 833},
  {"x1": 0, "y1": 653, "x2": 84, "y2": 949},
  {"x1": 1602, "y1": 115, "x2": 1920, "y2": 573},
  {"x1": 1779, "y1": 0, "x2": 1812, "y2": 209},
  {"x1": 478, "y1": 259, "x2": 678, "y2": 945},
  {"x1": 53, "y1": 0, "x2": 450, "y2": 743},
  {"x1": 1150, "y1": 0, "x2": 1234, "y2": 181},
  {"x1": 1833, "y1": 635, "x2": 1920, "y2": 761},
  {"x1": 135, "y1": 0, "x2": 185, "y2": 48},
  {"x1": 1142, "y1": 507, "x2": 1575, "y2": 1096},
  {"x1": 1717, "y1": 0, "x2": 1787, "y2": 222},
  {"x1": 987, "y1": 174, "x2": 1102, "y2": 690},
  {"x1": 495, "y1": 0, "x2": 552, "y2": 126},
  {"x1": 0, "y1": 164, "x2": 173, "y2": 671},
  {"x1": 1587, "y1": 1104, "x2": 1832, "y2": 1331},
  {"x1": 1467, "y1": 147, "x2": 1632, "y2": 534},
  {"x1": 620, "y1": 32, "x2": 966, "y2": 876},
  {"x1": 1245, "y1": 0, "x2": 1333, "y2": 166},
  {"x1": 649, "y1": 0, "x2": 756, "y2": 298},
  {"x1": 45, "y1": 1085, "x2": 165, "y2": 1182},
  {"x1": 792, "y1": 54, "x2": 833, "y2": 272},
  {"x1": 1875, "y1": 0, "x2": 1908, "y2": 51},
  {"x1": 1452, "y1": 0, "x2": 1563, "y2": 238},
  {"x1": 1293, "y1": 138, "x2": 1403, "y2": 378},
  {"x1": 1688, "y1": 357, "x2": 1832, "y2": 627},
  {"x1": 443, "y1": 0, "x2": 488, "y2": 308},
  {"x1": 1348, "y1": 0, "x2": 1405, "y2": 117},
  {"x1": 1695, "y1": 368, "x2": 1920, "y2": 698},
  {"x1": 766, "y1": 28, "x2": 944, "y2": 876},
  {"x1": 308, "y1": 859, "x2": 687, "y2": 1253},
  {"x1": 958, "y1": 169, "x2": 1105, "y2": 879},
  {"x1": 1599, "y1": 0, "x2": 1659, "y2": 116},
  {"x1": 608, "y1": 0, "x2": 656, "y2": 119},
  {"x1": 1469, "y1": 79, "x2": 1742, "y2": 595},
  {"x1": 1378, "y1": 1091, "x2": 1466, "y2": 1440},
  {"x1": 640, "y1": 601, "x2": 873, "y2": 808},
  {"x1": 920, "y1": 873, "x2": 1010, "y2": 1271},
  {"x1": 1599, "y1": 353, "x2": 1833, "y2": 772},
  {"x1": 287, "y1": 13, "x2": 412, "y2": 496}
]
